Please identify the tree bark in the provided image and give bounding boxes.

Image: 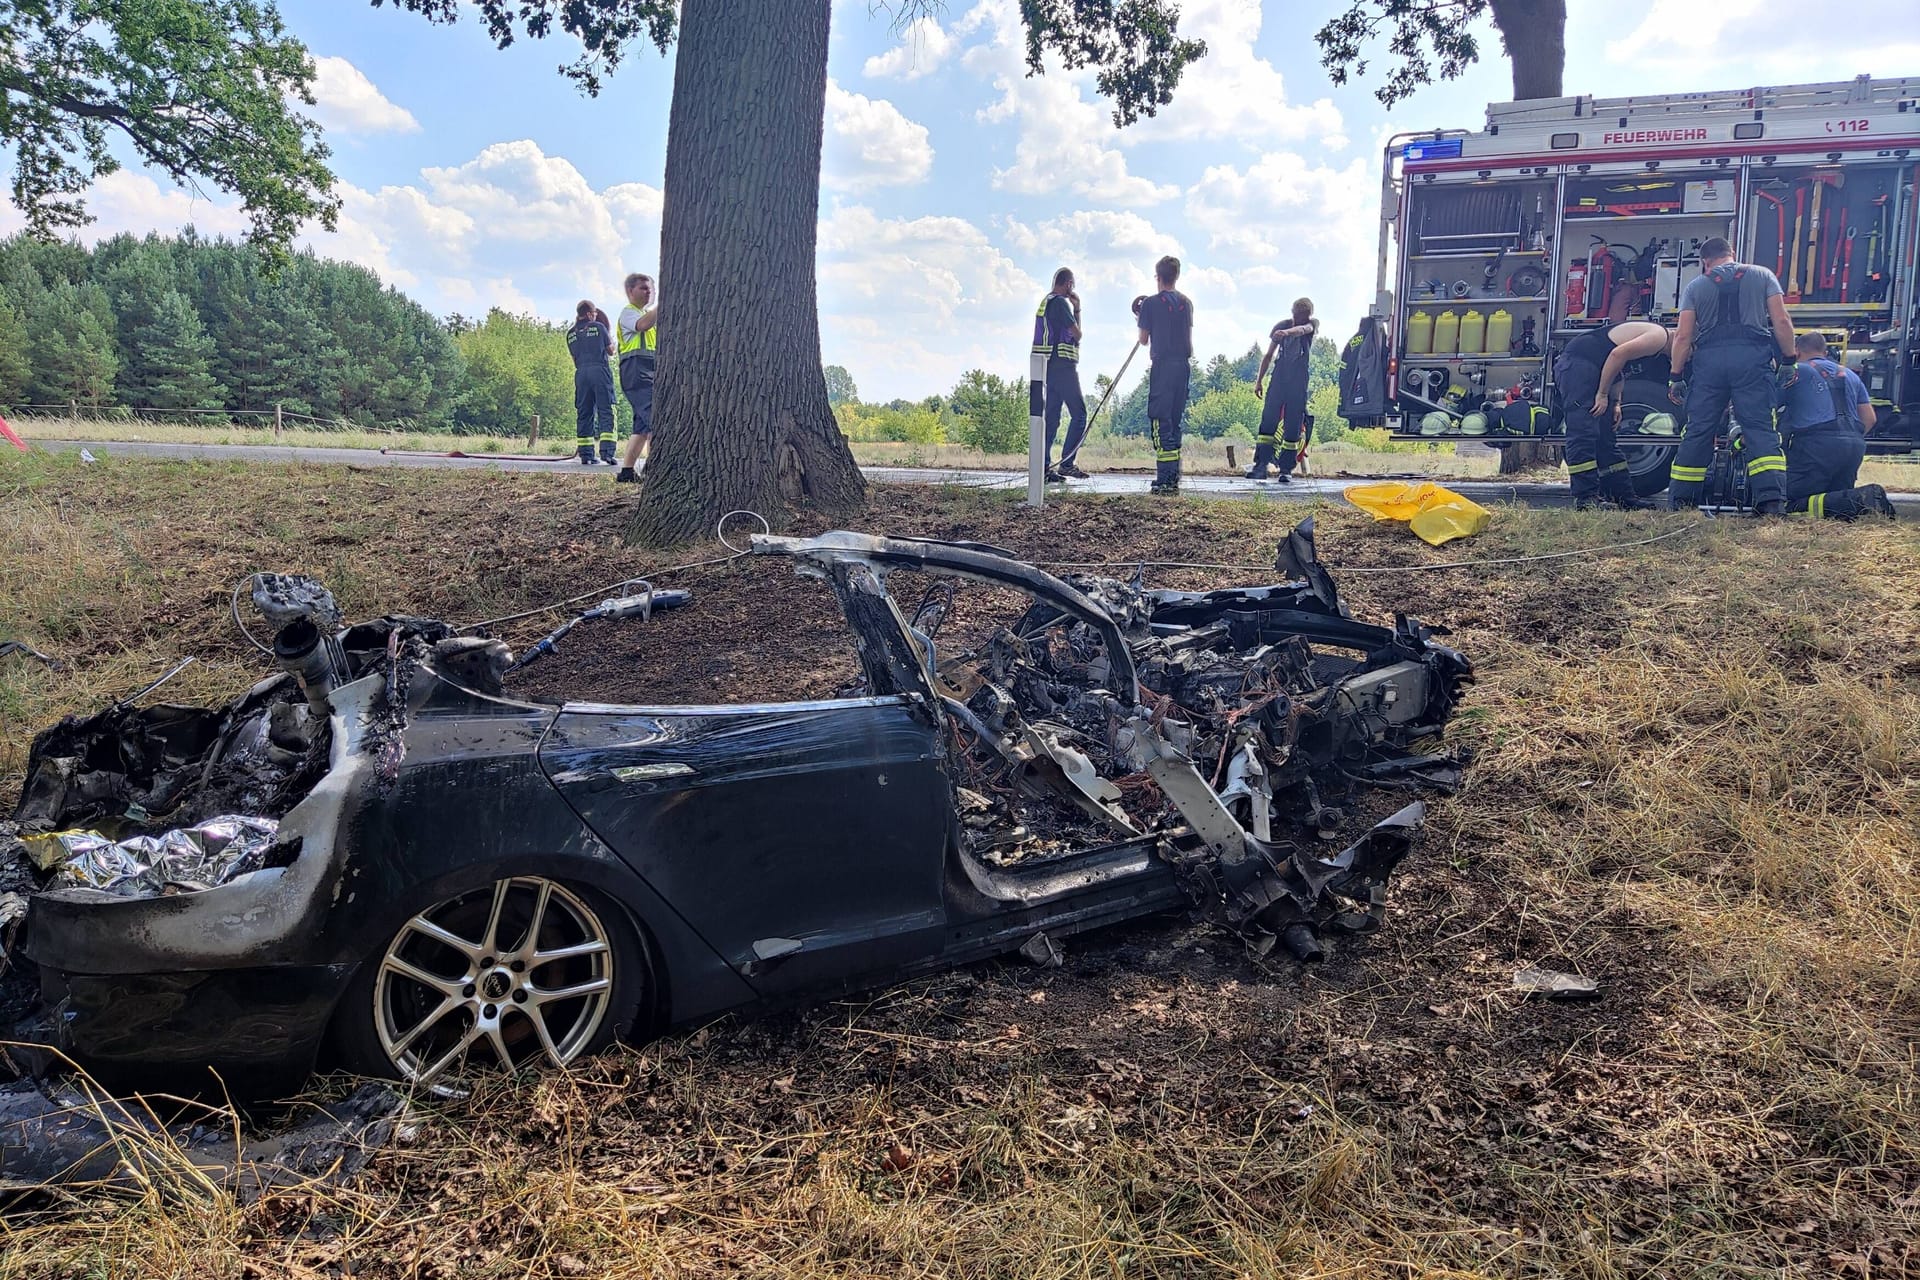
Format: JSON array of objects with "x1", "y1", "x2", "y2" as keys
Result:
[
  {"x1": 1488, "y1": 0, "x2": 1567, "y2": 102},
  {"x1": 628, "y1": 0, "x2": 865, "y2": 547},
  {"x1": 1489, "y1": 0, "x2": 1566, "y2": 475}
]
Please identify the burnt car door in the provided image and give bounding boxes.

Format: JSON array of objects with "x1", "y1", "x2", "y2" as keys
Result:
[{"x1": 538, "y1": 561, "x2": 955, "y2": 997}]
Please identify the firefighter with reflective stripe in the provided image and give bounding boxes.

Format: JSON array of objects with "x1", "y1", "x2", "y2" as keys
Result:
[
  {"x1": 1555, "y1": 319, "x2": 1668, "y2": 509},
  {"x1": 1666, "y1": 237, "x2": 1796, "y2": 513},
  {"x1": 1778, "y1": 332, "x2": 1895, "y2": 520},
  {"x1": 1247, "y1": 298, "x2": 1318, "y2": 482},
  {"x1": 566, "y1": 300, "x2": 617, "y2": 464},
  {"x1": 614, "y1": 272, "x2": 659, "y2": 484},
  {"x1": 1034, "y1": 267, "x2": 1087, "y2": 481},
  {"x1": 1135, "y1": 255, "x2": 1194, "y2": 495}
]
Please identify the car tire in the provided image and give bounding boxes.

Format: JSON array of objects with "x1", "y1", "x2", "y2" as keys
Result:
[{"x1": 330, "y1": 874, "x2": 649, "y2": 1093}]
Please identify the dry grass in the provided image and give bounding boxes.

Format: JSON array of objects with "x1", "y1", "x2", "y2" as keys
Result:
[{"x1": 3, "y1": 451, "x2": 1918, "y2": 1278}]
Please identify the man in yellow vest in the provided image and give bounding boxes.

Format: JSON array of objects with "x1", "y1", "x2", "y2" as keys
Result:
[{"x1": 615, "y1": 272, "x2": 659, "y2": 484}]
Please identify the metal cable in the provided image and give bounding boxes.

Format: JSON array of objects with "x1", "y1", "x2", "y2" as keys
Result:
[
  {"x1": 1032, "y1": 521, "x2": 1703, "y2": 575},
  {"x1": 230, "y1": 575, "x2": 273, "y2": 655},
  {"x1": 459, "y1": 508, "x2": 773, "y2": 632}
]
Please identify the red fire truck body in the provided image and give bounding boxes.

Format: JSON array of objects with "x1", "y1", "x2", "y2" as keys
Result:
[{"x1": 1375, "y1": 75, "x2": 1920, "y2": 493}]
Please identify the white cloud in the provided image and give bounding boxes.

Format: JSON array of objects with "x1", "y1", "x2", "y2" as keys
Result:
[
  {"x1": 308, "y1": 56, "x2": 420, "y2": 135},
  {"x1": 824, "y1": 81, "x2": 935, "y2": 190},
  {"x1": 10, "y1": 169, "x2": 255, "y2": 242},
  {"x1": 1117, "y1": 0, "x2": 1347, "y2": 151},
  {"x1": 1184, "y1": 151, "x2": 1379, "y2": 342},
  {"x1": 817, "y1": 205, "x2": 1037, "y2": 398},
  {"x1": 863, "y1": 16, "x2": 955, "y2": 81},
  {"x1": 978, "y1": 71, "x2": 1177, "y2": 205},
  {"x1": 954, "y1": 0, "x2": 1176, "y2": 206},
  {"x1": 1602, "y1": 0, "x2": 1920, "y2": 78}
]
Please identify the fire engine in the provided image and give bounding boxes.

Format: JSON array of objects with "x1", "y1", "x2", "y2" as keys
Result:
[{"x1": 1373, "y1": 75, "x2": 1920, "y2": 495}]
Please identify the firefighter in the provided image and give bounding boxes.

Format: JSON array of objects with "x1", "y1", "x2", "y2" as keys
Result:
[
  {"x1": 1554, "y1": 318, "x2": 1669, "y2": 509},
  {"x1": 1666, "y1": 237, "x2": 1796, "y2": 513},
  {"x1": 1778, "y1": 332, "x2": 1896, "y2": 519},
  {"x1": 567, "y1": 300, "x2": 617, "y2": 465},
  {"x1": 1034, "y1": 267, "x2": 1087, "y2": 481},
  {"x1": 614, "y1": 272, "x2": 658, "y2": 484},
  {"x1": 1135, "y1": 256, "x2": 1194, "y2": 495},
  {"x1": 1247, "y1": 298, "x2": 1319, "y2": 482}
]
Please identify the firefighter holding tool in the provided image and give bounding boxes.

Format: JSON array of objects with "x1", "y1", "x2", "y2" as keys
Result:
[
  {"x1": 1554, "y1": 318, "x2": 1668, "y2": 509},
  {"x1": 1665, "y1": 237, "x2": 1795, "y2": 514},
  {"x1": 1246, "y1": 298, "x2": 1318, "y2": 483},
  {"x1": 1033, "y1": 268, "x2": 1088, "y2": 482},
  {"x1": 1777, "y1": 332, "x2": 1896, "y2": 520},
  {"x1": 1135, "y1": 256, "x2": 1194, "y2": 495},
  {"x1": 566, "y1": 301, "x2": 618, "y2": 465}
]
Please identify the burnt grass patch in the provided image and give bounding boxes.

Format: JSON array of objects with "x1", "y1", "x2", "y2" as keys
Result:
[{"x1": 2, "y1": 451, "x2": 1918, "y2": 1277}]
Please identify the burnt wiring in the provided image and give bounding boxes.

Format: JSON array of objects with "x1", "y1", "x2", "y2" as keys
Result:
[{"x1": 227, "y1": 511, "x2": 774, "y2": 653}]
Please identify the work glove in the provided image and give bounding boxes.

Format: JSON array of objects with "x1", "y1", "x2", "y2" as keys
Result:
[
  {"x1": 1131, "y1": 295, "x2": 1146, "y2": 317},
  {"x1": 1774, "y1": 363, "x2": 1800, "y2": 396},
  {"x1": 1667, "y1": 377, "x2": 1689, "y2": 407}
]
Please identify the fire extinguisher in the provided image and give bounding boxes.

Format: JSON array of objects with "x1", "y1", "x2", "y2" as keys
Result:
[{"x1": 1565, "y1": 258, "x2": 1588, "y2": 318}]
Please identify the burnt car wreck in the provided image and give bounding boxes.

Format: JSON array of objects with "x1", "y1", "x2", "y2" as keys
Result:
[{"x1": 0, "y1": 521, "x2": 1471, "y2": 1106}]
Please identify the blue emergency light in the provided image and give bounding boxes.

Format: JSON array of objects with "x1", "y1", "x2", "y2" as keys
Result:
[{"x1": 1403, "y1": 138, "x2": 1464, "y2": 161}]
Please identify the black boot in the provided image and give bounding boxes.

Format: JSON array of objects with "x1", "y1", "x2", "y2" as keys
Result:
[
  {"x1": 615, "y1": 466, "x2": 640, "y2": 484},
  {"x1": 1861, "y1": 483, "x2": 1897, "y2": 519}
]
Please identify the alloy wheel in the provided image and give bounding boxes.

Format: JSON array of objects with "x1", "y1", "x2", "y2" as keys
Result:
[{"x1": 373, "y1": 876, "x2": 615, "y2": 1092}]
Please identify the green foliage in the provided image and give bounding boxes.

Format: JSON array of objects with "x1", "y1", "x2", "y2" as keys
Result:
[
  {"x1": 453, "y1": 310, "x2": 578, "y2": 437},
  {"x1": 0, "y1": 299, "x2": 27, "y2": 403},
  {"x1": 948, "y1": 369, "x2": 1027, "y2": 454},
  {"x1": 1017, "y1": 0, "x2": 1208, "y2": 126},
  {"x1": 824, "y1": 364, "x2": 858, "y2": 407},
  {"x1": 1186, "y1": 383, "x2": 1263, "y2": 441},
  {"x1": 125, "y1": 290, "x2": 222, "y2": 410},
  {"x1": 1316, "y1": 0, "x2": 1566, "y2": 106},
  {"x1": 836, "y1": 402, "x2": 946, "y2": 445},
  {"x1": 0, "y1": 231, "x2": 468, "y2": 425},
  {"x1": 0, "y1": 1, "x2": 338, "y2": 254}
]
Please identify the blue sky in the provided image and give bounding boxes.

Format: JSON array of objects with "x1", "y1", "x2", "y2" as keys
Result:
[{"x1": 4, "y1": 0, "x2": 1914, "y2": 402}]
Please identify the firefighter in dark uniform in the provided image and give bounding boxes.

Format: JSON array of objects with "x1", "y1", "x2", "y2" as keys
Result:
[
  {"x1": 1666, "y1": 237, "x2": 1796, "y2": 512},
  {"x1": 1247, "y1": 297, "x2": 1318, "y2": 481},
  {"x1": 1555, "y1": 318, "x2": 1668, "y2": 508},
  {"x1": 1134, "y1": 255, "x2": 1193, "y2": 495},
  {"x1": 567, "y1": 300, "x2": 617, "y2": 464},
  {"x1": 1778, "y1": 332, "x2": 1895, "y2": 519},
  {"x1": 1033, "y1": 267, "x2": 1087, "y2": 481}
]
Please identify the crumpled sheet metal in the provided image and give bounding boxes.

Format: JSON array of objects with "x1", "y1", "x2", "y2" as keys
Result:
[
  {"x1": 1344, "y1": 481, "x2": 1491, "y2": 546},
  {"x1": 28, "y1": 816, "x2": 279, "y2": 897}
]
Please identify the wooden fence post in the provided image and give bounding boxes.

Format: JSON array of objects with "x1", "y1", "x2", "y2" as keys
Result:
[
  {"x1": 274, "y1": 403, "x2": 284, "y2": 440},
  {"x1": 68, "y1": 398, "x2": 77, "y2": 420},
  {"x1": 529, "y1": 414, "x2": 541, "y2": 451}
]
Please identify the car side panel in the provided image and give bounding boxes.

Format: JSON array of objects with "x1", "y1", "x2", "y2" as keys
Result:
[{"x1": 540, "y1": 697, "x2": 954, "y2": 997}]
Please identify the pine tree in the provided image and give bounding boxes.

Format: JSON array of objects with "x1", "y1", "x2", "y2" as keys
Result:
[
  {"x1": 0, "y1": 296, "x2": 30, "y2": 405},
  {"x1": 131, "y1": 290, "x2": 222, "y2": 409},
  {"x1": 27, "y1": 284, "x2": 119, "y2": 408}
]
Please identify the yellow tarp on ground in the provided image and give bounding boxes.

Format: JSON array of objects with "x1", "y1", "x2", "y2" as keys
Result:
[{"x1": 1344, "y1": 481, "x2": 1491, "y2": 546}]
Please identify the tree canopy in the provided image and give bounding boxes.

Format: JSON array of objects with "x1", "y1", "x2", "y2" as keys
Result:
[
  {"x1": 1315, "y1": 0, "x2": 1566, "y2": 106},
  {"x1": 0, "y1": 0, "x2": 339, "y2": 253}
]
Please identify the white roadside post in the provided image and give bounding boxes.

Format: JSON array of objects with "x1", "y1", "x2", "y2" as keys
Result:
[{"x1": 1027, "y1": 349, "x2": 1047, "y2": 507}]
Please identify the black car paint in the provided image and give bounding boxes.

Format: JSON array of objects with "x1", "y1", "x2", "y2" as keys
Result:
[{"x1": 14, "y1": 527, "x2": 1463, "y2": 1100}]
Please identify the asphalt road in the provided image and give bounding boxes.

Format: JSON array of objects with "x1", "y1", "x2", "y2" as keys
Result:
[{"x1": 26, "y1": 438, "x2": 1583, "y2": 507}]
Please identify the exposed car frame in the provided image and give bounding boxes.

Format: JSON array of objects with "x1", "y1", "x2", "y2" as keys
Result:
[{"x1": 2, "y1": 523, "x2": 1471, "y2": 1101}]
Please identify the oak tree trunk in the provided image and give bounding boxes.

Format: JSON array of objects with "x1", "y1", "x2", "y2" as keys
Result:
[
  {"x1": 1488, "y1": 0, "x2": 1566, "y2": 101},
  {"x1": 1489, "y1": 0, "x2": 1567, "y2": 475},
  {"x1": 628, "y1": 0, "x2": 866, "y2": 546}
]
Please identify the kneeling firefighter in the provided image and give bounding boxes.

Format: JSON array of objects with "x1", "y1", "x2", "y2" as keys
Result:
[
  {"x1": 1779, "y1": 332, "x2": 1896, "y2": 520},
  {"x1": 567, "y1": 301, "x2": 618, "y2": 464},
  {"x1": 1554, "y1": 318, "x2": 1669, "y2": 509}
]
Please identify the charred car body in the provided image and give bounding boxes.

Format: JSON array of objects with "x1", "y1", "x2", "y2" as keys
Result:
[{"x1": 1, "y1": 524, "x2": 1470, "y2": 1099}]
